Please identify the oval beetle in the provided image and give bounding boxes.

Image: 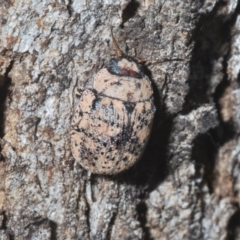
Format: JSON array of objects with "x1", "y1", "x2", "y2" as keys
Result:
[{"x1": 71, "y1": 29, "x2": 156, "y2": 175}]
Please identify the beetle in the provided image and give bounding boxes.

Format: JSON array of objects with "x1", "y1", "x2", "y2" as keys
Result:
[{"x1": 70, "y1": 29, "x2": 156, "y2": 175}]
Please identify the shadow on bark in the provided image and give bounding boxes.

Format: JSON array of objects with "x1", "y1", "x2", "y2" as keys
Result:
[
  {"x1": 0, "y1": 60, "x2": 13, "y2": 164},
  {"x1": 136, "y1": 201, "x2": 150, "y2": 240},
  {"x1": 227, "y1": 208, "x2": 240, "y2": 240},
  {"x1": 49, "y1": 220, "x2": 57, "y2": 240},
  {"x1": 120, "y1": 0, "x2": 141, "y2": 28},
  {"x1": 0, "y1": 60, "x2": 13, "y2": 138}
]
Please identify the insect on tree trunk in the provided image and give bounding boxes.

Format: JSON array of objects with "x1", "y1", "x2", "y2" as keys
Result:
[{"x1": 1, "y1": 0, "x2": 240, "y2": 239}]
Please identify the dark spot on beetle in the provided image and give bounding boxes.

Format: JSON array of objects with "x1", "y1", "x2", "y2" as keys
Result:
[
  {"x1": 127, "y1": 92, "x2": 133, "y2": 100},
  {"x1": 92, "y1": 163, "x2": 96, "y2": 166},
  {"x1": 106, "y1": 156, "x2": 110, "y2": 159},
  {"x1": 103, "y1": 142, "x2": 107, "y2": 147},
  {"x1": 104, "y1": 79, "x2": 109, "y2": 82},
  {"x1": 123, "y1": 156, "x2": 128, "y2": 161},
  {"x1": 79, "y1": 111, "x2": 83, "y2": 117},
  {"x1": 109, "y1": 147, "x2": 112, "y2": 151},
  {"x1": 110, "y1": 81, "x2": 122, "y2": 86},
  {"x1": 94, "y1": 157, "x2": 98, "y2": 161},
  {"x1": 123, "y1": 102, "x2": 135, "y2": 115},
  {"x1": 115, "y1": 139, "x2": 121, "y2": 149},
  {"x1": 111, "y1": 122, "x2": 114, "y2": 126},
  {"x1": 101, "y1": 152, "x2": 104, "y2": 155},
  {"x1": 111, "y1": 157, "x2": 115, "y2": 161}
]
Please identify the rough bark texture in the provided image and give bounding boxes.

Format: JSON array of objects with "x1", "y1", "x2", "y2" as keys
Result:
[{"x1": 0, "y1": 0, "x2": 240, "y2": 239}]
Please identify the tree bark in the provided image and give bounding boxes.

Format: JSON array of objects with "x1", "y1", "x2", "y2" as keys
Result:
[{"x1": 0, "y1": 0, "x2": 240, "y2": 239}]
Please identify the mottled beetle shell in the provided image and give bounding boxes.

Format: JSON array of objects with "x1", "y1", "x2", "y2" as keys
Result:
[{"x1": 71, "y1": 57, "x2": 155, "y2": 175}]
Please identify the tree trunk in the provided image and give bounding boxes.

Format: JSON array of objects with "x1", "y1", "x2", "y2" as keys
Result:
[{"x1": 0, "y1": 0, "x2": 240, "y2": 239}]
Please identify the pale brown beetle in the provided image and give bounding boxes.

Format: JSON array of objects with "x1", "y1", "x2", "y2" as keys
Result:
[{"x1": 70, "y1": 29, "x2": 155, "y2": 175}]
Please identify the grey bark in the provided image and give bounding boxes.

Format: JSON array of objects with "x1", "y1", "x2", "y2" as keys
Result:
[{"x1": 0, "y1": 0, "x2": 239, "y2": 239}]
